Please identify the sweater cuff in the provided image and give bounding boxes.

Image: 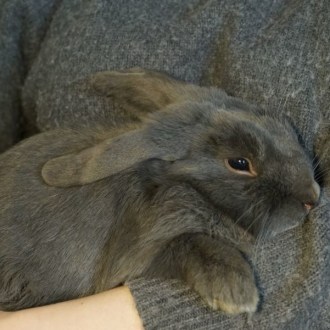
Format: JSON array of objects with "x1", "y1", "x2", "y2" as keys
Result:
[{"x1": 126, "y1": 278, "x2": 205, "y2": 329}]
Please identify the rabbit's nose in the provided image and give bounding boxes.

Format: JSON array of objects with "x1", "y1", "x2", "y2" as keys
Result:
[{"x1": 303, "y1": 181, "x2": 320, "y2": 211}]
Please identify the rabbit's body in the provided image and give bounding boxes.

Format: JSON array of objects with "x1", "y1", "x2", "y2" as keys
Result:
[
  {"x1": 0, "y1": 130, "x2": 193, "y2": 308},
  {"x1": 0, "y1": 69, "x2": 320, "y2": 313},
  {"x1": 0, "y1": 128, "x2": 235, "y2": 311}
]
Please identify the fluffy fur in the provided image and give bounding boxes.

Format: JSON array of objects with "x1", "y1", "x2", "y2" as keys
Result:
[{"x1": 0, "y1": 69, "x2": 319, "y2": 313}]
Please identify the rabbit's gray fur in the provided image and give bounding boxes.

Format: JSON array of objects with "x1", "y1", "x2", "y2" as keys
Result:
[{"x1": 0, "y1": 69, "x2": 319, "y2": 313}]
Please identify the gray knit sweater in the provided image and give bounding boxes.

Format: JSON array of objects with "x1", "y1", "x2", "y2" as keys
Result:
[{"x1": 0, "y1": 0, "x2": 329, "y2": 329}]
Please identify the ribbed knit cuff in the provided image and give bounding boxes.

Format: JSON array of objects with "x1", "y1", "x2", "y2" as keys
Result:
[
  {"x1": 126, "y1": 278, "x2": 240, "y2": 330},
  {"x1": 126, "y1": 278, "x2": 206, "y2": 329}
]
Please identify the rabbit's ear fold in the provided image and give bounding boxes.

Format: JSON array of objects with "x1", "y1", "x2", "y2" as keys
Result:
[
  {"x1": 42, "y1": 129, "x2": 170, "y2": 187},
  {"x1": 90, "y1": 68, "x2": 199, "y2": 113}
]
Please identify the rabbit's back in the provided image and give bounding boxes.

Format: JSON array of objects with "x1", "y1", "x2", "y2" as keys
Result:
[
  {"x1": 0, "y1": 127, "x2": 206, "y2": 310},
  {"x1": 0, "y1": 130, "x2": 120, "y2": 309}
]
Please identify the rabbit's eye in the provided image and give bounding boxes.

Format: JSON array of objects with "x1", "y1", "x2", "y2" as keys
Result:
[
  {"x1": 228, "y1": 158, "x2": 249, "y2": 171},
  {"x1": 225, "y1": 158, "x2": 257, "y2": 177}
]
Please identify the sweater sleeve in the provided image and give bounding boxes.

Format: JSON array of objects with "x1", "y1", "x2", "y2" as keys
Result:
[
  {"x1": 0, "y1": 0, "x2": 61, "y2": 152},
  {"x1": 126, "y1": 278, "x2": 247, "y2": 330}
]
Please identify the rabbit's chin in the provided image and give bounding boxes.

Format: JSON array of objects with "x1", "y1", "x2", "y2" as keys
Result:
[{"x1": 249, "y1": 209, "x2": 307, "y2": 240}]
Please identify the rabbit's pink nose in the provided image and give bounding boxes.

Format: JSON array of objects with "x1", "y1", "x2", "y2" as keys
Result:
[{"x1": 304, "y1": 202, "x2": 314, "y2": 211}]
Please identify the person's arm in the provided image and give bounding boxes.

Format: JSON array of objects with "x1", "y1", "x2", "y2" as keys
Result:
[{"x1": 0, "y1": 286, "x2": 144, "y2": 330}]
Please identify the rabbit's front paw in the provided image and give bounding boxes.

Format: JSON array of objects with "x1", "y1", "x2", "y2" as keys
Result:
[{"x1": 191, "y1": 263, "x2": 259, "y2": 314}]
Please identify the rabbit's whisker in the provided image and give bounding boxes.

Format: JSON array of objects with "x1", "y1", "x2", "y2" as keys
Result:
[
  {"x1": 315, "y1": 167, "x2": 330, "y2": 178},
  {"x1": 239, "y1": 199, "x2": 267, "y2": 240},
  {"x1": 251, "y1": 209, "x2": 272, "y2": 264},
  {"x1": 232, "y1": 198, "x2": 265, "y2": 229}
]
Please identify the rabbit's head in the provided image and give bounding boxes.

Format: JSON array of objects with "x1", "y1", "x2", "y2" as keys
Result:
[
  {"x1": 147, "y1": 104, "x2": 319, "y2": 239},
  {"x1": 42, "y1": 69, "x2": 320, "y2": 239}
]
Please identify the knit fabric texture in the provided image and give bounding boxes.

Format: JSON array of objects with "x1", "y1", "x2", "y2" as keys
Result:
[{"x1": 0, "y1": 0, "x2": 329, "y2": 329}]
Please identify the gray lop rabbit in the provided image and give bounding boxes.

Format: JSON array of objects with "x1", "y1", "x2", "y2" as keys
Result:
[{"x1": 0, "y1": 69, "x2": 320, "y2": 313}]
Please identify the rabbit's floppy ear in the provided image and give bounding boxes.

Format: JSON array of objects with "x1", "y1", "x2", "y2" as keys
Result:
[
  {"x1": 42, "y1": 129, "x2": 177, "y2": 187},
  {"x1": 90, "y1": 68, "x2": 201, "y2": 114}
]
